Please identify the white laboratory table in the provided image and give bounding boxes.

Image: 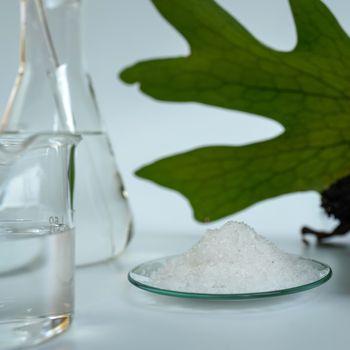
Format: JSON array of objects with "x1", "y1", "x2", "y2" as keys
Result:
[{"x1": 42, "y1": 231, "x2": 350, "y2": 350}]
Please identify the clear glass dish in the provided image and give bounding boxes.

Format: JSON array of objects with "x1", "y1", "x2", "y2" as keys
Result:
[{"x1": 128, "y1": 255, "x2": 332, "y2": 300}]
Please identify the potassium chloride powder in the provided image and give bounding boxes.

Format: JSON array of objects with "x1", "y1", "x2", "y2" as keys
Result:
[{"x1": 149, "y1": 221, "x2": 320, "y2": 293}]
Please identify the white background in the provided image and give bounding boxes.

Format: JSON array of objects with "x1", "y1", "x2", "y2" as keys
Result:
[
  {"x1": 0, "y1": 0, "x2": 349, "y2": 237},
  {"x1": 1, "y1": 2, "x2": 350, "y2": 350}
]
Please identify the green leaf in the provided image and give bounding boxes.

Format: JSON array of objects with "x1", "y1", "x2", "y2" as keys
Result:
[{"x1": 120, "y1": 0, "x2": 350, "y2": 222}]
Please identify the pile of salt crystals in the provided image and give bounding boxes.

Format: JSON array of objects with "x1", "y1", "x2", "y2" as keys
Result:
[{"x1": 150, "y1": 221, "x2": 321, "y2": 294}]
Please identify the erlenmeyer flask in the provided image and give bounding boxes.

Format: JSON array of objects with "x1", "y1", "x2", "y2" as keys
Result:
[{"x1": 1, "y1": 0, "x2": 133, "y2": 265}]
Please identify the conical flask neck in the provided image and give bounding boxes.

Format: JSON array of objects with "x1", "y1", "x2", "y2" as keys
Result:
[
  {"x1": 1, "y1": 0, "x2": 103, "y2": 133},
  {"x1": 21, "y1": 0, "x2": 83, "y2": 70}
]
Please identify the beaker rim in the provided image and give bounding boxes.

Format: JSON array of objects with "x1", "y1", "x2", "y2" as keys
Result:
[{"x1": 0, "y1": 132, "x2": 81, "y2": 157}]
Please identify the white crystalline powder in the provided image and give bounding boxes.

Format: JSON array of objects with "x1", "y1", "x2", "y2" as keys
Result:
[{"x1": 150, "y1": 221, "x2": 320, "y2": 293}]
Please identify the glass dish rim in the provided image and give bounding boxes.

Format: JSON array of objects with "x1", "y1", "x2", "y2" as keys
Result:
[{"x1": 128, "y1": 255, "x2": 332, "y2": 300}]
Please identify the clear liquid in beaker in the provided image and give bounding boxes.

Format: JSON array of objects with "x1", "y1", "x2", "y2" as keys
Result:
[{"x1": 0, "y1": 223, "x2": 74, "y2": 349}]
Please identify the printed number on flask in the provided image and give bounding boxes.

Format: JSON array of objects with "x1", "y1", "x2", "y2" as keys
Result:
[{"x1": 49, "y1": 216, "x2": 64, "y2": 225}]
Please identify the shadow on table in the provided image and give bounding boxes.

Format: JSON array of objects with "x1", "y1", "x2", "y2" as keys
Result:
[{"x1": 125, "y1": 287, "x2": 324, "y2": 316}]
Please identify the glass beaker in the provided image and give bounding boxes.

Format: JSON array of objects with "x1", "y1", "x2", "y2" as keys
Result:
[
  {"x1": 1, "y1": 0, "x2": 133, "y2": 266},
  {"x1": 0, "y1": 133, "x2": 80, "y2": 349}
]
